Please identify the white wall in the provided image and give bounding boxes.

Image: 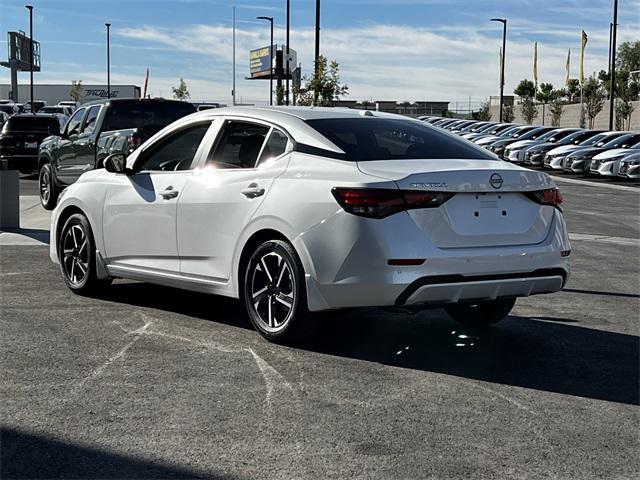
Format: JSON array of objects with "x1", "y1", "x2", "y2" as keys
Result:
[{"x1": 0, "y1": 84, "x2": 140, "y2": 105}]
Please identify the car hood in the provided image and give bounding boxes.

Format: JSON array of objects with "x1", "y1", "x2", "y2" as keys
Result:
[
  {"x1": 547, "y1": 144, "x2": 583, "y2": 156},
  {"x1": 567, "y1": 147, "x2": 603, "y2": 159},
  {"x1": 474, "y1": 135, "x2": 503, "y2": 145},
  {"x1": 593, "y1": 148, "x2": 636, "y2": 160},
  {"x1": 506, "y1": 139, "x2": 536, "y2": 150},
  {"x1": 526, "y1": 142, "x2": 555, "y2": 153}
]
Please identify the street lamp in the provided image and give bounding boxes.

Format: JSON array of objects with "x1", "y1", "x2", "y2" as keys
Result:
[
  {"x1": 609, "y1": 0, "x2": 618, "y2": 130},
  {"x1": 314, "y1": 0, "x2": 320, "y2": 105},
  {"x1": 257, "y1": 16, "x2": 274, "y2": 106},
  {"x1": 491, "y1": 18, "x2": 507, "y2": 123},
  {"x1": 105, "y1": 22, "x2": 111, "y2": 99},
  {"x1": 286, "y1": 0, "x2": 290, "y2": 106},
  {"x1": 25, "y1": 5, "x2": 34, "y2": 111}
]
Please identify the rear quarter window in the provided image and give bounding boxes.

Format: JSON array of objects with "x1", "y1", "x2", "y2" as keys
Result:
[{"x1": 304, "y1": 118, "x2": 495, "y2": 161}]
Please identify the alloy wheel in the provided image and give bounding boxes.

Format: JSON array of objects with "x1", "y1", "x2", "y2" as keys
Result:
[
  {"x1": 40, "y1": 167, "x2": 50, "y2": 204},
  {"x1": 62, "y1": 224, "x2": 89, "y2": 285},
  {"x1": 250, "y1": 252, "x2": 295, "y2": 332}
]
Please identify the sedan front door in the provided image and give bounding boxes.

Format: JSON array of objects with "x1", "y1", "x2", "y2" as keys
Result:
[{"x1": 102, "y1": 121, "x2": 213, "y2": 275}]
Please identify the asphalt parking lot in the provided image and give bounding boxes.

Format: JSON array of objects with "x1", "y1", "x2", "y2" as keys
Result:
[{"x1": 1, "y1": 177, "x2": 638, "y2": 479}]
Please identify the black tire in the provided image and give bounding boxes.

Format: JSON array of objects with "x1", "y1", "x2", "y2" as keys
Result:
[
  {"x1": 445, "y1": 298, "x2": 516, "y2": 327},
  {"x1": 243, "y1": 240, "x2": 312, "y2": 343},
  {"x1": 39, "y1": 162, "x2": 59, "y2": 210},
  {"x1": 58, "y1": 213, "x2": 111, "y2": 294}
]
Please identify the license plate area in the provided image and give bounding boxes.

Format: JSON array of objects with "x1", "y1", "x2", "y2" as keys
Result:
[{"x1": 25, "y1": 141, "x2": 38, "y2": 149}]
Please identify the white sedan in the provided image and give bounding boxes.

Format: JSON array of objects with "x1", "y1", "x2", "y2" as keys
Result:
[{"x1": 50, "y1": 107, "x2": 571, "y2": 342}]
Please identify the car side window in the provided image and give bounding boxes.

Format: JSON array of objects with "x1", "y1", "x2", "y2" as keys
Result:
[
  {"x1": 135, "y1": 123, "x2": 210, "y2": 172},
  {"x1": 81, "y1": 106, "x2": 101, "y2": 134},
  {"x1": 65, "y1": 108, "x2": 86, "y2": 136},
  {"x1": 256, "y1": 129, "x2": 290, "y2": 166},
  {"x1": 207, "y1": 121, "x2": 269, "y2": 169}
]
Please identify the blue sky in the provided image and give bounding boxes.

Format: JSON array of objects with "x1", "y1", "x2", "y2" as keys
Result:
[{"x1": 0, "y1": 0, "x2": 638, "y2": 105}]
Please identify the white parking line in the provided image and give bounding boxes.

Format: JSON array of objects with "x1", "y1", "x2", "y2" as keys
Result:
[{"x1": 553, "y1": 176, "x2": 639, "y2": 192}]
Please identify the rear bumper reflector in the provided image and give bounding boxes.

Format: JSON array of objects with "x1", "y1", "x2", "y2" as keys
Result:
[
  {"x1": 561, "y1": 250, "x2": 571, "y2": 257},
  {"x1": 388, "y1": 259, "x2": 426, "y2": 266}
]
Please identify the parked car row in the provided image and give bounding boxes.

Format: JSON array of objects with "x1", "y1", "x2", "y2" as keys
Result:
[{"x1": 419, "y1": 116, "x2": 640, "y2": 181}]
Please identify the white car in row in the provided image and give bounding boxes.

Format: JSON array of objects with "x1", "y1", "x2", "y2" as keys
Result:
[{"x1": 50, "y1": 107, "x2": 571, "y2": 342}]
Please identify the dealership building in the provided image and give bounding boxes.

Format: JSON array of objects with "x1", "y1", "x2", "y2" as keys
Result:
[{"x1": 0, "y1": 83, "x2": 140, "y2": 106}]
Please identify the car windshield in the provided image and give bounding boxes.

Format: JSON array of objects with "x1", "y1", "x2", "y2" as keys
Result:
[
  {"x1": 41, "y1": 107, "x2": 65, "y2": 114},
  {"x1": 535, "y1": 129, "x2": 561, "y2": 142},
  {"x1": 305, "y1": 118, "x2": 495, "y2": 161},
  {"x1": 2, "y1": 116, "x2": 60, "y2": 133},
  {"x1": 515, "y1": 127, "x2": 549, "y2": 140},
  {"x1": 602, "y1": 133, "x2": 640, "y2": 149},
  {"x1": 0, "y1": 105, "x2": 16, "y2": 114},
  {"x1": 102, "y1": 101, "x2": 196, "y2": 131},
  {"x1": 579, "y1": 133, "x2": 608, "y2": 146}
]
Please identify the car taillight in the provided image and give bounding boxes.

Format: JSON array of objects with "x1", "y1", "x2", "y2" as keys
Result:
[
  {"x1": 332, "y1": 187, "x2": 454, "y2": 219},
  {"x1": 524, "y1": 188, "x2": 563, "y2": 211}
]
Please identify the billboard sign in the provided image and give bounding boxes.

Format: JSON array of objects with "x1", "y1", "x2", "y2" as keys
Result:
[
  {"x1": 250, "y1": 45, "x2": 275, "y2": 77},
  {"x1": 1, "y1": 31, "x2": 41, "y2": 72}
]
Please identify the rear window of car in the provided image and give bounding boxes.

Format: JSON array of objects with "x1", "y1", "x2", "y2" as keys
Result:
[
  {"x1": 3, "y1": 116, "x2": 60, "y2": 133},
  {"x1": 304, "y1": 118, "x2": 495, "y2": 161},
  {"x1": 102, "y1": 101, "x2": 196, "y2": 131}
]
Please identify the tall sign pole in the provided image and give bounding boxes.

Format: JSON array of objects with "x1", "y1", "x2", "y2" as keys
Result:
[
  {"x1": 257, "y1": 16, "x2": 274, "y2": 106},
  {"x1": 609, "y1": 0, "x2": 618, "y2": 130},
  {"x1": 314, "y1": 0, "x2": 320, "y2": 105},
  {"x1": 26, "y1": 5, "x2": 34, "y2": 110},
  {"x1": 286, "y1": 0, "x2": 290, "y2": 106},
  {"x1": 232, "y1": 6, "x2": 236, "y2": 106},
  {"x1": 491, "y1": 18, "x2": 507, "y2": 123},
  {"x1": 105, "y1": 23, "x2": 111, "y2": 99}
]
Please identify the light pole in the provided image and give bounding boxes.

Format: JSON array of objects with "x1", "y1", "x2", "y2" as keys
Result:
[
  {"x1": 257, "y1": 16, "x2": 274, "y2": 106},
  {"x1": 286, "y1": 0, "x2": 290, "y2": 106},
  {"x1": 25, "y1": 5, "x2": 34, "y2": 111},
  {"x1": 609, "y1": 0, "x2": 618, "y2": 130},
  {"x1": 105, "y1": 22, "x2": 111, "y2": 99},
  {"x1": 314, "y1": 0, "x2": 320, "y2": 105},
  {"x1": 491, "y1": 18, "x2": 507, "y2": 123}
]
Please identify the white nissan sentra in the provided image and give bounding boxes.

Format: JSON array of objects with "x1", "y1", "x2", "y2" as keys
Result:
[{"x1": 50, "y1": 107, "x2": 570, "y2": 342}]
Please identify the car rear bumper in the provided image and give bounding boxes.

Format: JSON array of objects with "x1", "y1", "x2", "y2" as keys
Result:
[
  {"x1": 0, "y1": 154, "x2": 38, "y2": 173},
  {"x1": 299, "y1": 209, "x2": 571, "y2": 311},
  {"x1": 396, "y1": 268, "x2": 566, "y2": 306}
]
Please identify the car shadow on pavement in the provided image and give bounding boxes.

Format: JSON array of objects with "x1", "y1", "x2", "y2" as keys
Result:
[
  {"x1": 305, "y1": 310, "x2": 640, "y2": 406},
  {"x1": 0, "y1": 427, "x2": 236, "y2": 479},
  {"x1": 98, "y1": 282, "x2": 639, "y2": 406},
  {"x1": 2, "y1": 228, "x2": 50, "y2": 244}
]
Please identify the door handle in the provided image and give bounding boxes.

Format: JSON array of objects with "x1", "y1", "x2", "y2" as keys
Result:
[
  {"x1": 160, "y1": 186, "x2": 179, "y2": 200},
  {"x1": 241, "y1": 183, "x2": 265, "y2": 199}
]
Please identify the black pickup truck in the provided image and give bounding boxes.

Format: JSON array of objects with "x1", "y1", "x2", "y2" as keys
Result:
[{"x1": 38, "y1": 98, "x2": 196, "y2": 209}]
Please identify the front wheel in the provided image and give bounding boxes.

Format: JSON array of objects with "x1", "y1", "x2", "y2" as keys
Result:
[
  {"x1": 39, "y1": 163, "x2": 59, "y2": 210},
  {"x1": 445, "y1": 298, "x2": 516, "y2": 327},
  {"x1": 58, "y1": 213, "x2": 111, "y2": 294},
  {"x1": 243, "y1": 240, "x2": 311, "y2": 343}
]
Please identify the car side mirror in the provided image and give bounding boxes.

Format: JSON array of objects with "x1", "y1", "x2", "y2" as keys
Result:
[{"x1": 104, "y1": 153, "x2": 128, "y2": 174}]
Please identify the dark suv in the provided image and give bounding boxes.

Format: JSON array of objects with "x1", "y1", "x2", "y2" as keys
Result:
[{"x1": 0, "y1": 114, "x2": 63, "y2": 174}]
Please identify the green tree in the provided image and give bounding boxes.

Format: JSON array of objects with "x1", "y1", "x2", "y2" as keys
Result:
[
  {"x1": 514, "y1": 79, "x2": 536, "y2": 98},
  {"x1": 474, "y1": 100, "x2": 492, "y2": 121},
  {"x1": 514, "y1": 79, "x2": 538, "y2": 124},
  {"x1": 294, "y1": 55, "x2": 348, "y2": 107},
  {"x1": 614, "y1": 70, "x2": 639, "y2": 130},
  {"x1": 502, "y1": 104, "x2": 515, "y2": 123},
  {"x1": 171, "y1": 78, "x2": 190, "y2": 101},
  {"x1": 566, "y1": 78, "x2": 580, "y2": 103},
  {"x1": 582, "y1": 75, "x2": 606, "y2": 129},
  {"x1": 69, "y1": 80, "x2": 84, "y2": 103},
  {"x1": 536, "y1": 82, "x2": 555, "y2": 125},
  {"x1": 548, "y1": 89, "x2": 566, "y2": 127},
  {"x1": 616, "y1": 41, "x2": 640, "y2": 72}
]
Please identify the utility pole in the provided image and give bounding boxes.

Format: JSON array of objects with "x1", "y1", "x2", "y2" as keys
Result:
[
  {"x1": 286, "y1": 0, "x2": 291, "y2": 106},
  {"x1": 491, "y1": 18, "x2": 507, "y2": 123},
  {"x1": 105, "y1": 22, "x2": 111, "y2": 98},
  {"x1": 26, "y1": 5, "x2": 34, "y2": 111},
  {"x1": 257, "y1": 16, "x2": 274, "y2": 106},
  {"x1": 232, "y1": 6, "x2": 236, "y2": 106},
  {"x1": 609, "y1": 0, "x2": 618, "y2": 130},
  {"x1": 314, "y1": 0, "x2": 320, "y2": 105}
]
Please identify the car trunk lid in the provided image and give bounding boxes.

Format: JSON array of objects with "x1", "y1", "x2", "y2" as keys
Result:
[{"x1": 358, "y1": 159, "x2": 557, "y2": 248}]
